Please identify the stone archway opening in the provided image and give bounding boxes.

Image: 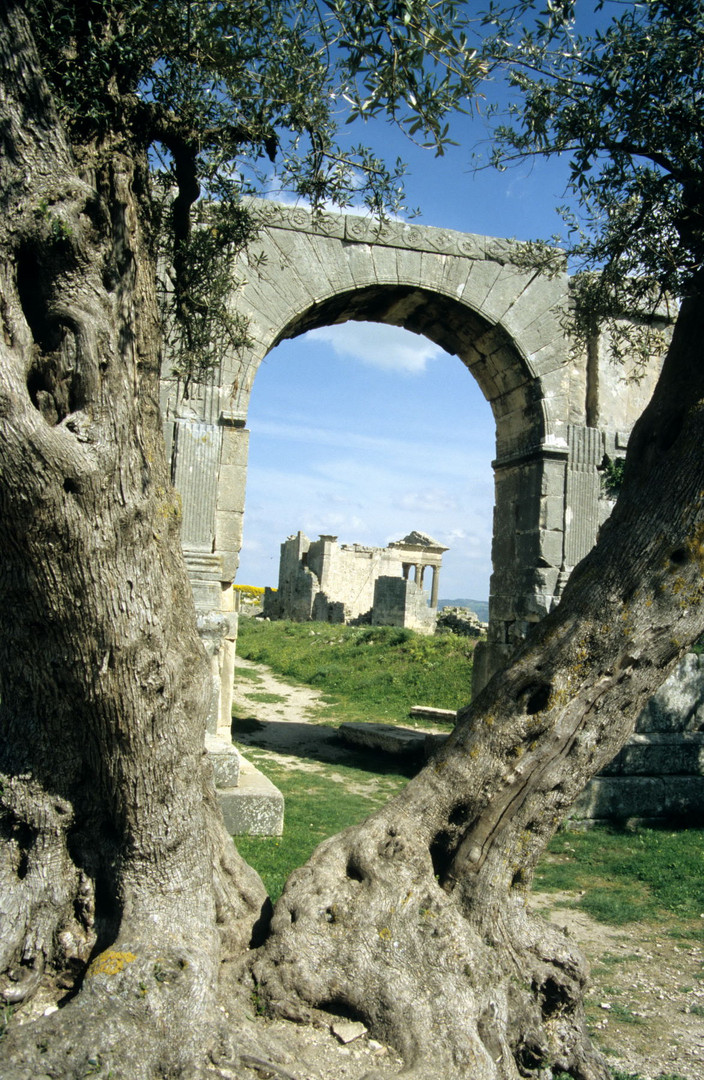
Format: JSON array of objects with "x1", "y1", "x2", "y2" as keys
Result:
[
  {"x1": 238, "y1": 278, "x2": 554, "y2": 691},
  {"x1": 161, "y1": 200, "x2": 664, "y2": 762},
  {"x1": 236, "y1": 319, "x2": 497, "y2": 630}
]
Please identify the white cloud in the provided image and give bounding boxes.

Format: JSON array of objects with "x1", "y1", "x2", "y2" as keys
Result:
[
  {"x1": 397, "y1": 489, "x2": 459, "y2": 514},
  {"x1": 308, "y1": 322, "x2": 444, "y2": 375}
]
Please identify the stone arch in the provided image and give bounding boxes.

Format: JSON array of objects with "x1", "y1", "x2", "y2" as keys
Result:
[{"x1": 160, "y1": 200, "x2": 663, "y2": 729}]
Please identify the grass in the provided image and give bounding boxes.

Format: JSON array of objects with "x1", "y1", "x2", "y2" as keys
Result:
[
  {"x1": 236, "y1": 618, "x2": 477, "y2": 725},
  {"x1": 235, "y1": 619, "x2": 704, "y2": 938},
  {"x1": 234, "y1": 748, "x2": 411, "y2": 902},
  {"x1": 233, "y1": 616, "x2": 704, "y2": 1080},
  {"x1": 536, "y1": 826, "x2": 704, "y2": 934}
]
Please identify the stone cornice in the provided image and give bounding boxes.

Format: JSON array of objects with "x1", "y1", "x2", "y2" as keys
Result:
[{"x1": 244, "y1": 197, "x2": 531, "y2": 266}]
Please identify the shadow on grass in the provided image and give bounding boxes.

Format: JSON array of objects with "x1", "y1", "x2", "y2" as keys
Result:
[{"x1": 232, "y1": 712, "x2": 418, "y2": 778}]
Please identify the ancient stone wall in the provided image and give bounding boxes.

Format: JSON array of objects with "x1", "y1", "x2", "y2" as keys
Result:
[
  {"x1": 574, "y1": 652, "x2": 704, "y2": 824},
  {"x1": 265, "y1": 530, "x2": 445, "y2": 634},
  {"x1": 372, "y1": 577, "x2": 437, "y2": 634}
]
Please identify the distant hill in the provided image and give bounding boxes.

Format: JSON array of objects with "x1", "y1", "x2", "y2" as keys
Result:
[{"x1": 438, "y1": 598, "x2": 489, "y2": 622}]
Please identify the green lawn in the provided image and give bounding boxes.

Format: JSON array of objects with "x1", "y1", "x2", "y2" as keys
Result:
[
  {"x1": 536, "y1": 825, "x2": 704, "y2": 936},
  {"x1": 234, "y1": 747, "x2": 412, "y2": 903},
  {"x1": 235, "y1": 618, "x2": 704, "y2": 943},
  {"x1": 236, "y1": 617, "x2": 477, "y2": 726}
]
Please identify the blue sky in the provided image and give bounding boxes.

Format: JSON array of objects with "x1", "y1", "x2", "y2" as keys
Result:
[{"x1": 236, "y1": 102, "x2": 574, "y2": 600}]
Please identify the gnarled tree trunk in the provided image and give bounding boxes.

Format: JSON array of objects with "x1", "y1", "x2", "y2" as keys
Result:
[
  {"x1": 250, "y1": 294, "x2": 704, "y2": 1080},
  {"x1": 0, "y1": 6, "x2": 266, "y2": 1078},
  {"x1": 2, "y1": 3, "x2": 704, "y2": 1079}
]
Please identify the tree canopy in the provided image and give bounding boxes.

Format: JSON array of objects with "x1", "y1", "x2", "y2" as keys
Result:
[
  {"x1": 30, "y1": 0, "x2": 484, "y2": 381},
  {"x1": 481, "y1": 0, "x2": 704, "y2": 340}
]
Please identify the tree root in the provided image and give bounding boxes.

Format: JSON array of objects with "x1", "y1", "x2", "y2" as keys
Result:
[
  {"x1": 1, "y1": 923, "x2": 223, "y2": 1080},
  {"x1": 249, "y1": 815, "x2": 610, "y2": 1080}
]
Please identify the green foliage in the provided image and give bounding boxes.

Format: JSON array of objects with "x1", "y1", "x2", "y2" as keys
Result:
[
  {"x1": 242, "y1": 691, "x2": 287, "y2": 705},
  {"x1": 600, "y1": 455, "x2": 626, "y2": 499},
  {"x1": 30, "y1": 1, "x2": 484, "y2": 385},
  {"x1": 536, "y1": 826, "x2": 704, "y2": 930},
  {"x1": 235, "y1": 619, "x2": 477, "y2": 724},
  {"x1": 481, "y1": 0, "x2": 704, "y2": 351},
  {"x1": 0, "y1": 1002, "x2": 13, "y2": 1043}
]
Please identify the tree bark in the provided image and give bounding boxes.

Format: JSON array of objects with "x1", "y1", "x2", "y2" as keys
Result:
[
  {"x1": 0, "y1": 4, "x2": 266, "y2": 1077},
  {"x1": 250, "y1": 294, "x2": 704, "y2": 1079}
]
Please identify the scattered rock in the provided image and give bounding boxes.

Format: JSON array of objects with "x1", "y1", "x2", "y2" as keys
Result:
[{"x1": 331, "y1": 1020, "x2": 368, "y2": 1044}]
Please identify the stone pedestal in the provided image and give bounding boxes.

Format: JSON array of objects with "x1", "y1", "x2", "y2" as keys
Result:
[{"x1": 163, "y1": 407, "x2": 284, "y2": 835}]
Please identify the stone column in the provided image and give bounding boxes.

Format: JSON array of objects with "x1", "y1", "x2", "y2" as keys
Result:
[
  {"x1": 562, "y1": 425, "x2": 603, "y2": 573},
  {"x1": 430, "y1": 565, "x2": 440, "y2": 608}
]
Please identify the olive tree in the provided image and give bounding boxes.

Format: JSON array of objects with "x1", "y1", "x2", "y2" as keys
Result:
[
  {"x1": 250, "y1": 4, "x2": 704, "y2": 1078},
  {"x1": 2, "y1": 2, "x2": 703, "y2": 1079}
]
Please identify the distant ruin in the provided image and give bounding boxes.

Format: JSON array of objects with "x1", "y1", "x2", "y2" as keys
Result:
[{"x1": 263, "y1": 530, "x2": 448, "y2": 635}]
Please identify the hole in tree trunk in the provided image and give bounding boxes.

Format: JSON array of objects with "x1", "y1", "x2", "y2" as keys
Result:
[
  {"x1": 6, "y1": 821, "x2": 37, "y2": 881},
  {"x1": 17, "y1": 245, "x2": 62, "y2": 353},
  {"x1": 429, "y1": 829, "x2": 456, "y2": 883},
  {"x1": 525, "y1": 683, "x2": 552, "y2": 715},
  {"x1": 535, "y1": 974, "x2": 572, "y2": 1020},
  {"x1": 249, "y1": 897, "x2": 273, "y2": 947},
  {"x1": 448, "y1": 802, "x2": 473, "y2": 828},
  {"x1": 319, "y1": 998, "x2": 368, "y2": 1024},
  {"x1": 346, "y1": 856, "x2": 364, "y2": 882}
]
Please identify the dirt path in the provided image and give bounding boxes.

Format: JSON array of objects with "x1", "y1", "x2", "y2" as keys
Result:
[
  {"x1": 232, "y1": 655, "x2": 366, "y2": 767},
  {"x1": 232, "y1": 656, "x2": 704, "y2": 1079}
]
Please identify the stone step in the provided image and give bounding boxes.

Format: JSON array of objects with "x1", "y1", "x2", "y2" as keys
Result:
[
  {"x1": 338, "y1": 722, "x2": 447, "y2": 758},
  {"x1": 572, "y1": 775, "x2": 704, "y2": 824},
  {"x1": 205, "y1": 732, "x2": 240, "y2": 788},
  {"x1": 217, "y1": 755, "x2": 284, "y2": 837},
  {"x1": 409, "y1": 705, "x2": 457, "y2": 724},
  {"x1": 600, "y1": 731, "x2": 704, "y2": 776},
  {"x1": 338, "y1": 722, "x2": 704, "y2": 824}
]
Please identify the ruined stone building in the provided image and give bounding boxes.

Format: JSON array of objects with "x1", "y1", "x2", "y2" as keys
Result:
[{"x1": 263, "y1": 530, "x2": 448, "y2": 634}]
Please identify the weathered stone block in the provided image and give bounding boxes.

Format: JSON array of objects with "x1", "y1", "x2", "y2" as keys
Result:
[
  {"x1": 343, "y1": 242, "x2": 378, "y2": 288},
  {"x1": 338, "y1": 722, "x2": 427, "y2": 757},
  {"x1": 574, "y1": 774, "x2": 704, "y2": 823},
  {"x1": 572, "y1": 776, "x2": 664, "y2": 821},
  {"x1": 409, "y1": 706, "x2": 457, "y2": 723},
  {"x1": 535, "y1": 528, "x2": 564, "y2": 568},
  {"x1": 205, "y1": 733, "x2": 241, "y2": 788},
  {"x1": 220, "y1": 427, "x2": 250, "y2": 468},
  {"x1": 601, "y1": 733, "x2": 704, "y2": 776},
  {"x1": 216, "y1": 464, "x2": 248, "y2": 515},
  {"x1": 527, "y1": 335, "x2": 570, "y2": 377},
  {"x1": 373, "y1": 244, "x2": 409, "y2": 286},
  {"x1": 464, "y1": 260, "x2": 503, "y2": 310},
  {"x1": 479, "y1": 266, "x2": 529, "y2": 322},
  {"x1": 219, "y1": 757, "x2": 284, "y2": 836},
  {"x1": 637, "y1": 652, "x2": 704, "y2": 732},
  {"x1": 660, "y1": 776, "x2": 704, "y2": 820},
  {"x1": 502, "y1": 277, "x2": 567, "y2": 339},
  {"x1": 215, "y1": 505, "x2": 244, "y2": 544},
  {"x1": 310, "y1": 234, "x2": 359, "y2": 292}
]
